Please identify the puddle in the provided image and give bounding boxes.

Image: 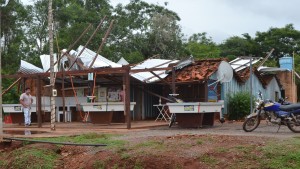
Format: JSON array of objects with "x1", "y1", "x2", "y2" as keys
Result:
[{"x1": 3, "y1": 130, "x2": 47, "y2": 135}]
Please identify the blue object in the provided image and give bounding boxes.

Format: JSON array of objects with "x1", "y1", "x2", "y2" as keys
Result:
[
  {"x1": 275, "y1": 111, "x2": 290, "y2": 117},
  {"x1": 279, "y1": 56, "x2": 293, "y2": 70},
  {"x1": 264, "y1": 102, "x2": 281, "y2": 111}
]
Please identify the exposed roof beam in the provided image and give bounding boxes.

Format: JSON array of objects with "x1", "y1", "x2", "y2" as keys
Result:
[
  {"x1": 130, "y1": 67, "x2": 171, "y2": 73},
  {"x1": 149, "y1": 71, "x2": 172, "y2": 87},
  {"x1": 3, "y1": 67, "x2": 127, "y2": 79}
]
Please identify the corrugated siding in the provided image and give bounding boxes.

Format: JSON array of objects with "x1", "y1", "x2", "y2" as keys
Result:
[
  {"x1": 222, "y1": 74, "x2": 281, "y2": 114},
  {"x1": 142, "y1": 84, "x2": 162, "y2": 119}
]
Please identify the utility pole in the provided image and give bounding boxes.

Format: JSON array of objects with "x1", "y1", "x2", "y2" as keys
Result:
[{"x1": 48, "y1": 0, "x2": 55, "y2": 130}]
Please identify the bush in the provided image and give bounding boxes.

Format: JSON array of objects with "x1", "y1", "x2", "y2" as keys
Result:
[{"x1": 227, "y1": 92, "x2": 255, "y2": 120}]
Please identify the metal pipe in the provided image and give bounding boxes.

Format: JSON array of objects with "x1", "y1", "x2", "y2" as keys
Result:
[{"x1": 3, "y1": 137, "x2": 107, "y2": 147}]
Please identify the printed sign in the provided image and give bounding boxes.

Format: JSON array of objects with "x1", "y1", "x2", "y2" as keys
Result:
[
  {"x1": 93, "y1": 105, "x2": 102, "y2": 110},
  {"x1": 184, "y1": 105, "x2": 194, "y2": 111},
  {"x1": 14, "y1": 106, "x2": 22, "y2": 111}
]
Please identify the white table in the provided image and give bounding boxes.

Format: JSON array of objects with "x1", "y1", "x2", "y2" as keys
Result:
[{"x1": 153, "y1": 104, "x2": 170, "y2": 122}]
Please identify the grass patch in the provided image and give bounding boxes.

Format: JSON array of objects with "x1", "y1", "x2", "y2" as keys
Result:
[
  {"x1": 92, "y1": 157, "x2": 113, "y2": 169},
  {"x1": 259, "y1": 139, "x2": 300, "y2": 169},
  {"x1": 93, "y1": 160, "x2": 106, "y2": 169},
  {"x1": 133, "y1": 160, "x2": 144, "y2": 169},
  {"x1": 0, "y1": 160, "x2": 7, "y2": 168},
  {"x1": 135, "y1": 140, "x2": 165, "y2": 149},
  {"x1": 196, "y1": 139, "x2": 204, "y2": 145},
  {"x1": 199, "y1": 154, "x2": 217, "y2": 165},
  {"x1": 112, "y1": 163, "x2": 120, "y2": 169},
  {"x1": 10, "y1": 148, "x2": 59, "y2": 169},
  {"x1": 234, "y1": 145, "x2": 252, "y2": 153},
  {"x1": 121, "y1": 153, "x2": 131, "y2": 160},
  {"x1": 31, "y1": 133, "x2": 127, "y2": 148},
  {"x1": 215, "y1": 147, "x2": 228, "y2": 153}
]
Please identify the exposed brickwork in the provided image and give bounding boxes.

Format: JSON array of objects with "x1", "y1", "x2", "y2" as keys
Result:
[{"x1": 277, "y1": 71, "x2": 297, "y2": 102}]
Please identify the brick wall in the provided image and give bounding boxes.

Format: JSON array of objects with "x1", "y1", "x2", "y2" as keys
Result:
[{"x1": 277, "y1": 71, "x2": 297, "y2": 103}]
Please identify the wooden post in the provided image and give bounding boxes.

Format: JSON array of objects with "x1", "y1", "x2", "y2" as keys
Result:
[
  {"x1": 37, "y1": 76, "x2": 42, "y2": 127},
  {"x1": 124, "y1": 66, "x2": 131, "y2": 129},
  {"x1": 204, "y1": 81, "x2": 208, "y2": 102},
  {"x1": 62, "y1": 64, "x2": 66, "y2": 122},
  {"x1": 172, "y1": 67, "x2": 176, "y2": 94}
]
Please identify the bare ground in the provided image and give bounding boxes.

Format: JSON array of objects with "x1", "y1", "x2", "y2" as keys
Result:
[{"x1": 1, "y1": 121, "x2": 299, "y2": 169}]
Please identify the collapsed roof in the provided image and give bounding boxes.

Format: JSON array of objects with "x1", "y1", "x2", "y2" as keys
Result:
[
  {"x1": 18, "y1": 46, "x2": 287, "y2": 87},
  {"x1": 165, "y1": 58, "x2": 225, "y2": 83},
  {"x1": 19, "y1": 45, "x2": 122, "y2": 74}
]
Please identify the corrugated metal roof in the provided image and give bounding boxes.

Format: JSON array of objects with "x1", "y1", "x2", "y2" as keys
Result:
[
  {"x1": 117, "y1": 57, "x2": 129, "y2": 65},
  {"x1": 130, "y1": 59, "x2": 179, "y2": 83},
  {"x1": 258, "y1": 66, "x2": 289, "y2": 72},
  {"x1": 40, "y1": 54, "x2": 58, "y2": 72},
  {"x1": 230, "y1": 57, "x2": 261, "y2": 72},
  {"x1": 18, "y1": 60, "x2": 43, "y2": 74},
  {"x1": 75, "y1": 45, "x2": 121, "y2": 68}
]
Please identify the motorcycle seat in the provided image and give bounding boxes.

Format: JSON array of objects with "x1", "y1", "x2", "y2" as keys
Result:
[{"x1": 279, "y1": 103, "x2": 300, "y2": 111}]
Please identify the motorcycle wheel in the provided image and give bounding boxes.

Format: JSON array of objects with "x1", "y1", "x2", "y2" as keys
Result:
[
  {"x1": 287, "y1": 117, "x2": 300, "y2": 133},
  {"x1": 242, "y1": 116, "x2": 260, "y2": 132},
  {"x1": 169, "y1": 114, "x2": 176, "y2": 128}
]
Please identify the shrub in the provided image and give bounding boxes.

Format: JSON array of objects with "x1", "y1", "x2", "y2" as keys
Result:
[{"x1": 227, "y1": 92, "x2": 255, "y2": 120}]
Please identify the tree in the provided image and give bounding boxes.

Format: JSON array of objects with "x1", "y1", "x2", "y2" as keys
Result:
[
  {"x1": 25, "y1": 0, "x2": 48, "y2": 66},
  {"x1": 146, "y1": 13, "x2": 184, "y2": 59},
  {"x1": 255, "y1": 24, "x2": 300, "y2": 58},
  {"x1": 109, "y1": 0, "x2": 184, "y2": 61},
  {"x1": 1, "y1": 0, "x2": 28, "y2": 72},
  {"x1": 185, "y1": 33, "x2": 220, "y2": 59},
  {"x1": 219, "y1": 34, "x2": 259, "y2": 59}
]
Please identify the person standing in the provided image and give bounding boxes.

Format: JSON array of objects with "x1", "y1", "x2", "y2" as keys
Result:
[{"x1": 20, "y1": 87, "x2": 33, "y2": 126}]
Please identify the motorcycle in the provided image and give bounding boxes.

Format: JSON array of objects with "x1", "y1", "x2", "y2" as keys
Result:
[{"x1": 243, "y1": 91, "x2": 300, "y2": 133}]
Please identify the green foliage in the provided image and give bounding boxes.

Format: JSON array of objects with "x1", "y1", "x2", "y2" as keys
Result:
[
  {"x1": 259, "y1": 138, "x2": 300, "y2": 168},
  {"x1": 111, "y1": 1, "x2": 184, "y2": 59},
  {"x1": 2, "y1": 77, "x2": 20, "y2": 104},
  {"x1": 33, "y1": 133, "x2": 127, "y2": 148},
  {"x1": 0, "y1": 152, "x2": 8, "y2": 168},
  {"x1": 227, "y1": 92, "x2": 255, "y2": 120},
  {"x1": 198, "y1": 154, "x2": 217, "y2": 165},
  {"x1": 93, "y1": 160, "x2": 106, "y2": 169},
  {"x1": 146, "y1": 13, "x2": 184, "y2": 59},
  {"x1": 185, "y1": 33, "x2": 221, "y2": 59},
  {"x1": 10, "y1": 148, "x2": 59, "y2": 169},
  {"x1": 125, "y1": 51, "x2": 144, "y2": 64},
  {"x1": 135, "y1": 140, "x2": 165, "y2": 149},
  {"x1": 219, "y1": 34, "x2": 259, "y2": 58},
  {"x1": 255, "y1": 24, "x2": 300, "y2": 59}
]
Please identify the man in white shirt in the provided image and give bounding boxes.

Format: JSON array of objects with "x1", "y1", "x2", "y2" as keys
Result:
[{"x1": 20, "y1": 87, "x2": 33, "y2": 126}]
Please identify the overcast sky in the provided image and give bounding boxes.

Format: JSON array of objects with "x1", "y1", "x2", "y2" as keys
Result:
[
  {"x1": 111, "y1": 0, "x2": 300, "y2": 44},
  {"x1": 22, "y1": 0, "x2": 300, "y2": 44}
]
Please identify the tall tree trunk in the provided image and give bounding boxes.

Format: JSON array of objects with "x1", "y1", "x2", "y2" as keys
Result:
[{"x1": 48, "y1": 0, "x2": 55, "y2": 130}]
